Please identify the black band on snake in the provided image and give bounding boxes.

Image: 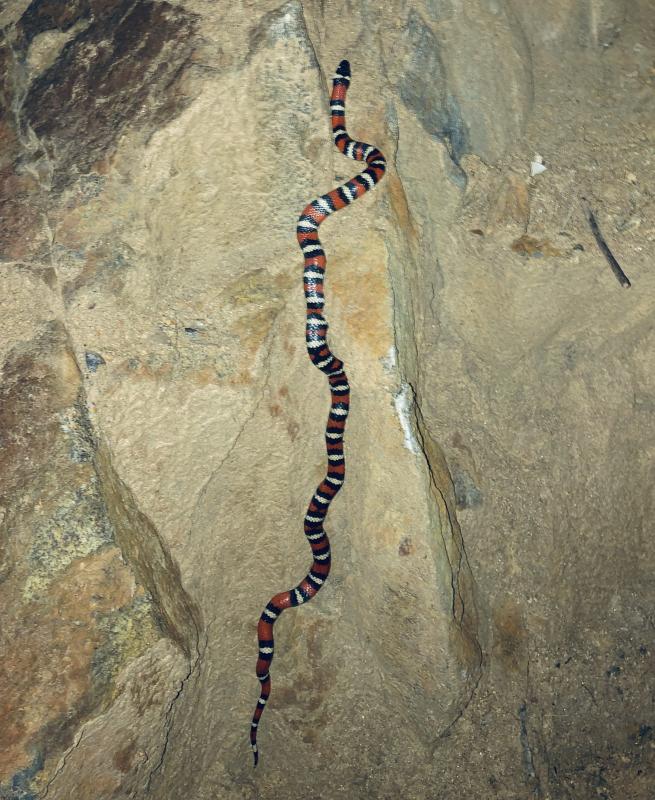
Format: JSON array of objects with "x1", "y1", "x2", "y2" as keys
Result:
[{"x1": 250, "y1": 59, "x2": 386, "y2": 767}]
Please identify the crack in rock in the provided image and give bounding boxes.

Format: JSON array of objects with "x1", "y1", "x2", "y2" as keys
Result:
[
  {"x1": 145, "y1": 641, "x2": 202, "y2": 793},
  {"x1": 41, "y1": 726, "x2": 87, "y2": 799}
]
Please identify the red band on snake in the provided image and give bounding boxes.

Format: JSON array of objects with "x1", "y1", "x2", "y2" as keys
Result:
[{"x1": 250, "y1": 59, "x2": 386, "y2": 767}]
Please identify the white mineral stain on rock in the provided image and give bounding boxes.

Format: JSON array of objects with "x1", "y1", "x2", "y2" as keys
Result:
[{"x1": 393, "y1": 382, "x2": 419, "y2": 455}]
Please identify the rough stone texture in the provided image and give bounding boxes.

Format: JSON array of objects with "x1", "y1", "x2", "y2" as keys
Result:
[{"x1": 0, "y1": 0, "x2": 653, "y2": 798}]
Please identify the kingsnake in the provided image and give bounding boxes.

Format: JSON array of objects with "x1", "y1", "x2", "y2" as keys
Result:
[{"x1": 250, "y1": 59, "x2": 386, "y2": 766}]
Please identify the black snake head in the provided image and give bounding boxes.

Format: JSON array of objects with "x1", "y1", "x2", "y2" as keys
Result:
[{"x1": 336, "y1": 59, "x2": 350, "y2": 79}]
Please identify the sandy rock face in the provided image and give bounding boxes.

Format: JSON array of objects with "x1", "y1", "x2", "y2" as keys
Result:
[
  {"x1": 0, "y1": 321, "x2": 192, "y2": 797},
  {"x1": 1, "y1": 1, "x2": 653, "y2": 798}
]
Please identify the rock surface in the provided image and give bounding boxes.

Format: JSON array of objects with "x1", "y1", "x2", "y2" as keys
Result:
[{"x1": 0, "y1": 1, "x2": 653, "y2": 798}]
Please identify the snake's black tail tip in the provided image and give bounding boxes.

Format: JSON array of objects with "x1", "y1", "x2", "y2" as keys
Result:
[
  {"x1": 336, "y1": 60, "x2": 350, "y2": 78},
  {"x1": 252, "y1": 749, "x2": 258, "y2": 768}
]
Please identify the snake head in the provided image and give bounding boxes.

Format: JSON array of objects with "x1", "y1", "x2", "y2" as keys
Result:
[{"x1": 336, "y1": 60, "x2": 350, "y2": 79}]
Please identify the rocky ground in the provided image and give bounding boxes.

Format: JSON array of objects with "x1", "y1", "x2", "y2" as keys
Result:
[{"x1": 0, "y1": 1, "x2": 653, "y2": 798}]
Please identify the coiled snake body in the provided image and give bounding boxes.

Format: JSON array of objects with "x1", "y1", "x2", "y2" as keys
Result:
[{"x1": 250, "y1": 60, "x2": 386, "y2": 766}]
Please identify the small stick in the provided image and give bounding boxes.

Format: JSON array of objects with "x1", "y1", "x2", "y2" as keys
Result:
[{"x1": 581, "y1": 197, "x2": 631, "y2": 288}]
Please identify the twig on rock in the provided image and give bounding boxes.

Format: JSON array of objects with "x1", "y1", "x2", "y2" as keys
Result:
[{"x1": 581, "y1": 197, "x2": 631, "y2": 288}]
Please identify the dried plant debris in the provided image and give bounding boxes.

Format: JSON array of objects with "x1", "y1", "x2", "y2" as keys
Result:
[
  {"x1": 511, "y1": 235, "x2": 563, "y2": 258},
  {"x1": 581, "y1": 198, "x2": 632, "y2": 288}
]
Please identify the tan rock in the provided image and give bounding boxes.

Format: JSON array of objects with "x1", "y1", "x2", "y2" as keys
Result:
[
  {"x1": 0, "y1": 1, "x2": 653, "y2": 798},
  {"x1": 488, "y1": 174, "x2": 531, "y2": 234}
]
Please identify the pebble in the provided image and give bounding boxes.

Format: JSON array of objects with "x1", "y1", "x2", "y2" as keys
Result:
[{"x1": 85, "y1": 351, "x2": 106, "y2": 372}]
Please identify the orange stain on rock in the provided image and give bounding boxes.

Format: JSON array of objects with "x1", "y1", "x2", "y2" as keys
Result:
[
  {"x1": 386, "y1": 173, "x2": 418, "y2": 243},
  {"x1": 0, "y1": 548, "x2": 135, "y2": 781},
  {"x1": 190, "y1": 365, "x2": 221, "y2": 387},
  {"x1": 227, "y1": 368, "x2": 255, "y2": 387},
  {"x1": 330, "y1": 231, "x2": 391, "y2": 359}
]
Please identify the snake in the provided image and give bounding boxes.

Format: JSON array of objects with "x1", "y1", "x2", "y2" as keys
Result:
[{"x1": 250, "y1": 59, "x2": 386, "y2": 767}]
